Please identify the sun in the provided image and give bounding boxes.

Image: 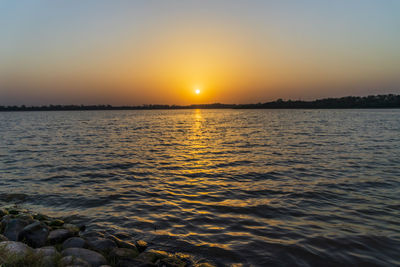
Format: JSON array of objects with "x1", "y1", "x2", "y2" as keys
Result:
[{"x1": 195, "y1": 88, "x2": 201, "y2": 94}]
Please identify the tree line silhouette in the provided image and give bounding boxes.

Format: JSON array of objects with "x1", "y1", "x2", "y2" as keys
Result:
[{"x1": 1, "y1": 94, "x2": 399, "y2": 111}]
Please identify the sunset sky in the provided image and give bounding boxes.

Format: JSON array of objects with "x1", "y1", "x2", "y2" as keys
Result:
[{"x1": 1, "y1": 0, "x2": 399, "y2": 105}]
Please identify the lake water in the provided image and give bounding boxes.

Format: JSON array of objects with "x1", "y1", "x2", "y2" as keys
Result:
[{"x1": 0, "y1": 109, "x2": 399, "y2": 266}]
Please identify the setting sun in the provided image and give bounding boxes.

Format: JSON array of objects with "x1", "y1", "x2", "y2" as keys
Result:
[{"x1": 195, "y1": 89, "x2": 201, "y2": 94}]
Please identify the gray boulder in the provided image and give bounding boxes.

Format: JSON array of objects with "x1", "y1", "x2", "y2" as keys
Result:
[
  {"x1": 35, "y1": 246, "x2": 59, "y2": 257},
  {"x1": 60, "y1": 255, "x2": 91, "y2": 267},
  {"x1": 62, "y1": 248, "x2": 108, "y2": 267},
  {"x1": 3, "y1": 218, "x2": 29, "y2": 241},
  {"x1": 35, "y1": 246, "x2": 60, "y2": 267},
  {"x1": 87, "y1": 237, "x2": 117, "y2": 252},
  {"x1": 18, "y1": 221, "x2": 49, "y2": 248},
  {"x1": 48, "y1": 228, "x2": 73, "y2": 244},
  {"x1": 63, "y1": 237, "x2": 87, "y2": 249},
  {"x1": 0, "y1": 241, "x2": 33, "y2": 257}
]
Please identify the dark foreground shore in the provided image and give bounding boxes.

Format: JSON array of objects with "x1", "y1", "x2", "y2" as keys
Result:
[{"x1": 0, "y1": 206, "x2": 214, "y2": 267}]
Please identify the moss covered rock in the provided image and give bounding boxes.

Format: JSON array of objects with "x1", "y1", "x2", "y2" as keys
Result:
[
  {"x1": 33, "y1": 213, "x2": 49, "y2": 221},
  {"x1": 135, "y1": 249, "x2": 169, "y2": 264},
  {"x1": 49, "y1": 219, "x2": 64, "y2": 227}
]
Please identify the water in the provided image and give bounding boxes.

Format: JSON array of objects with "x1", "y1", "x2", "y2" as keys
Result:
[{"x1": 0, "y1": 109, "x2": 399, "y2": 266}]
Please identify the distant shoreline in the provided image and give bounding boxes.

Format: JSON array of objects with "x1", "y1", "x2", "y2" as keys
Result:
[{"x1": 1, "y1": 94, "x2": 399, "y2": 111}]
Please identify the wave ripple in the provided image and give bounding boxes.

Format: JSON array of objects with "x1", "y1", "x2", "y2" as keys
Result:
[{"x1": 1, "y1": 109, "x2": 400, "y2": 266}]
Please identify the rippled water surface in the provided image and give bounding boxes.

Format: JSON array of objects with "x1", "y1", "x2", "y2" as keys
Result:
[{"x1": 1, "y1": 109, "x2": 400, "y2": 266}]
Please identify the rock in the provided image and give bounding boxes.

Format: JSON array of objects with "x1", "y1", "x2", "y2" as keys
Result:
[
  {"x1": 107, "y1": 234, "x2": 138, "y2": 250},
  {"x1": 35, "y1": 246, "x2": 60, "y2": 266},
  {"x1": 135, "y1": 250, "x2": 169, "y2": 264},
  {"x1": 0, "y1": 234, "x2": 8, "y2": 241},
  {"x1": 18, "y1": 221, "x2": 49, "y2": 248},
  {"x1": 49, "y1": 219, "x2": 64, "y2": 227},
  {"x1": 62, "y1": 248, "x2": 108, "y2": 267},
  {"x1": 33, "y1": 213, "x2": 50, "y2": 221},
  {"x1": 87, "y1": 237, "x2": 117, "y2": 252},
  {"x1": 3, "y1": 218, "x2": 29, "y2": 241},
  {"x1": 35, "y1": 246, "x2": 59, "y2": 257},
  {"x1": 63, "y1": 237, "x2": 87, "y2": 249},
  {"x1": 42, "y1": 220, "x2": 52, "y2": 226},
  {"x1": 60, "y1": 255, "x2": 91, "y2": 267},
  {"x1": 135, "y1": 240, "x2": 148, "y2": 252},
  {"x1": 16, "y1": 213, "x2": 34, "y2": 222},
  {"x1": 64, "y1": 223, "x2": 80, "y2": 234},
  {"x1": 0, "y1": 215, "x2": 10, "y2": 233},
  {"x1": 0, "y1": 241, "x2": 34, "y2": 257},
  {"x1": 109, "y1": 247, "x2": 139, "y2": 261},
  {"x1": 48, "y1": 229, "x2": 73, "y2": 244},
  {"x1": 0, "y1": 215, "x2": 11, "y2": 233}
]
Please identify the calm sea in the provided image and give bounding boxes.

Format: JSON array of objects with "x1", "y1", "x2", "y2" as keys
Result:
[{"x1": 0, "y1": 109, "x2": 399, "y2": 266}]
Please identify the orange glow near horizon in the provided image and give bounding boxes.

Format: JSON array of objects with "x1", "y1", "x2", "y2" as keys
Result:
[{"x1": 1, "y1": 1, "x2": 399, "y2": 106}]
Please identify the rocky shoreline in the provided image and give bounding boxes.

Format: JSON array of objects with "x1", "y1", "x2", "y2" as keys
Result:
[{"x1": 0, "y1": 206, "x2": 214, "y2": 267}]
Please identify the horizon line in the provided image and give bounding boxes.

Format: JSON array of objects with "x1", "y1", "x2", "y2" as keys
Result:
[{"x1": 1, "y1": 94, "x2": 399, "y2": 111}]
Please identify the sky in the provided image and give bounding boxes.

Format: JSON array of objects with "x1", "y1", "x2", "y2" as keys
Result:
[{"x1": 0, "y1": 0, "x2": 399, "y2": 105}]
